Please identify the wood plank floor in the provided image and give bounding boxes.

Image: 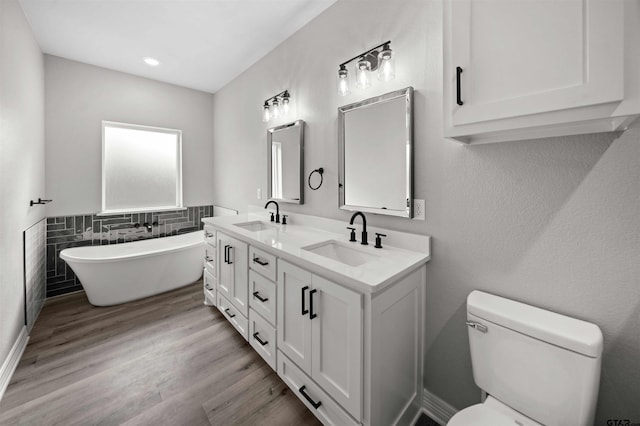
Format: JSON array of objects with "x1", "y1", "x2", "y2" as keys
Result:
[{"x1": 0, "y1": 281, "x2": 321, "y2": 426}]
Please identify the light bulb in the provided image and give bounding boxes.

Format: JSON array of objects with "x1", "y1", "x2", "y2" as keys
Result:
[
  {"x1": 337, "y1": 65, "x2": 350, "y2": 96},
  {"x1": 355, "y1": 58, "x2": 371, "y2": 89},
  {"x1": 378, "y1": 45, "x2": 395, "y2": 81},
  {"x1": 281, "y1": 93, "x2": 290, "y2": 115},
  {"x1": 262, "y1": 102, "x2": 271, "y2": 122},
  {"x1": 272, "y1": 99, "x2": 280, "y2": 118}
]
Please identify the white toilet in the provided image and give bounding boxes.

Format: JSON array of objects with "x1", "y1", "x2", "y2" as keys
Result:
[{"x1": 448, "y1": 290, "x2": 603, "y2": 426}]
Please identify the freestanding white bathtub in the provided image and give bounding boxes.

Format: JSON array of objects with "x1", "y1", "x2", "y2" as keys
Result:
[{"x1": 60, "y1": 231, "x2": 204, "y2": 306}]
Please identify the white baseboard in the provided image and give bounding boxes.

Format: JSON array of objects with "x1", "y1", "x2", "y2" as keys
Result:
[
  {"x1": 423, "y1": 388, "x2": 458, "y2": 425},
  {"x1": 0, "y1": 326, "x2": 29, "y2": 403}
]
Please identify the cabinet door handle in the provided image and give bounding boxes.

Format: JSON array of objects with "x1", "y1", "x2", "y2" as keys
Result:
[
  {"x1": 205, "y1": 232, "x2": 214, "y2": 238},
  {"x1": 301, "y1": 286, "x2": 309, "y2": 316},
  {"x1": 252, "y1": 256, "x2": 269, "y2": 266},
  {"x1": 252, "y1": 332, "x2": 269, "y2": 346},
  {"x1": 227, "y1": 246, "x2": 234, "y2": 264},
  {"x1": 252, "y1": 291, "x2": 268, "y2": 303},
  {"x1": 224, "y1": 308, "x2": 235, "y2": 318},
  {"x1": 456, "y1": 66, "x2": 464, "y2": 106},
  {"x1": 298, "y1": 385, "x2": 322, "y2": 409},
  {"x1": 309, "y1": 289, "x2": 318, "y2": 320},
  {"x1": 205, "y1": 255, "x2": 213, "y2": 262},
  {"x1": 224, "y1": 245, "x2": 229, "y2": 263}
]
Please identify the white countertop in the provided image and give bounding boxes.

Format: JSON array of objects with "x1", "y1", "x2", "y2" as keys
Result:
[{"x1": 202, "y1": 213, "x2": 430, "y2": 294}]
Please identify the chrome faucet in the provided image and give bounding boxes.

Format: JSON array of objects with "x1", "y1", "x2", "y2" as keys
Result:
[
  {"x1": 264, "y1": 200, "x2": 280, "y2": 223},
  {"x1": 349, "y1": 211, "x2": 368, "y2": 245}
]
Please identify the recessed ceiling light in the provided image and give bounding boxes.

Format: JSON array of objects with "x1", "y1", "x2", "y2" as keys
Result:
[{"x1": 143, "y1": 57, "x2": 160, "y2": 67}]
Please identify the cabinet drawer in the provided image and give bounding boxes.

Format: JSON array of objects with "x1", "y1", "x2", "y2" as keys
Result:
[
  {"x1": 204, "y1": 269, "x2": 216, "y2": 306},
  {"x1": 249, "y1": 309, "x2": 277, "y2": 370},
  {"x1": 204, "y1": 227, "x2": 216, "y2": 246},
  {"x1": 249, "y1": 270, "x2": 276, "y2": 326},
  {"x1": 204, "y1": 243, "x2": 216, "y2": 274},
  {"x1": 217, "y1": 293, "x2": 248, "y2": 341},
  {"x1": 249, "y1": 246, "x2": 276, "y2": 282},
  {"x1": 277, "y1": 352, "x2": 359, "y2": 426}
]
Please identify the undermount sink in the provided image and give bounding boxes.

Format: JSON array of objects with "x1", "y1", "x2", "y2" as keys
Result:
[
  {"x1": 233, "y1": 221, "x2": 276, "y2": 232},
  {"x1": 302, "y1": 240, "x2": 378, "y2": 267}
]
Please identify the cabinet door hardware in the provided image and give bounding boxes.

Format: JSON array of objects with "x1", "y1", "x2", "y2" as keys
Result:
[
  {"x1": 309, "y1": 289, "x2": 318, "y2": 320},
  {"x1": 299, "y1": 385, "x2": 322, "y2": 409},
  {"x1": 227, "y1": 246, "x2": 234, "y2": 264},
  {"x1": 224, "y1": 308, "x2": 236, "y2": 318},
  {"x1": 301, "y1": 286, "x2": 309, "y2": 315},
  {"x1": 205, "y1": 255, "x2": 213, "y2": 262},
  {"x1": 252, "y1": 332, "x2": 268, "y2": 346},
  {"x1": 253, "y1": 257, "x2": 269, "y2": 266},
  {"x1": 224, "y1": 245, "x2": 229, "y2": 264},
  {"x1": 252, "y1": 291, "x2": 268, "y2": 302},
  {"x1": 456, "y1": 66, "x2": 464, "y2": 106},
  {"x1": 205, "y1": 232, "x2": 214, "y2": 238}
]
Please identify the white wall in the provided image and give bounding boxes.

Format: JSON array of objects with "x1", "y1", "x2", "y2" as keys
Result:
[
  {"x1": 211, "y1": 0, "x2": 640, "y2": 422},
  {"x1": 0, "y1": 0, "x2": 45, "y2": 367},
  {"x1": 45, "y1": 55, "x2": 214, "y2": 217}
]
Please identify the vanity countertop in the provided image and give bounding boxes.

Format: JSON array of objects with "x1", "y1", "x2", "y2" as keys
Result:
[{"x1": 202, "y1": 213, "x2": 430, "y2": 294}]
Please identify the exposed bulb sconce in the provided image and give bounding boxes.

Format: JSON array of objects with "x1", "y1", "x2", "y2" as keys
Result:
[
  {"x1": 262, "y1": 90, "x2": 290, "y2": 123},
  {"x1": 337, "y1": 41, "x2": 395, "y2": 96}
]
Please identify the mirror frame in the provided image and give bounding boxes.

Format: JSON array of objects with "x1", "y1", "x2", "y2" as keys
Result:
[
  {"x1": 267, "y1": 119, "x2": 305, "y2": 204},
  {"x1": 338, "y1": 87, "x2": 414, "y2": 218}
]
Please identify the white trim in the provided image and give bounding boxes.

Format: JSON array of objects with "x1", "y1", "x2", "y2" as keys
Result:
[
  {"x1": 0, "y1": 327, "x2": 29, "y2": 403},
  {"x1": 97, "y1": 206, "x2": 187, "y2": 216},
  {"x1": 422, "y1": 388, "x2": 458, "y2": 425}
]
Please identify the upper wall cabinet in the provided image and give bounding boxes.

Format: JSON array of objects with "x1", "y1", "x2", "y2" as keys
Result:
[{"x1": 444, "y1": 0, "x2": 640, "y2": 144}]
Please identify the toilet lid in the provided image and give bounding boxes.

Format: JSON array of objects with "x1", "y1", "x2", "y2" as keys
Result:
[{"x1": 448, "y1": 403, "x2": 520, "y2": 426}]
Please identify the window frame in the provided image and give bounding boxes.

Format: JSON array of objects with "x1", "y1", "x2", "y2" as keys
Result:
[{"x1": 101, "y1": 121, "x2": 184, "y2": 215}]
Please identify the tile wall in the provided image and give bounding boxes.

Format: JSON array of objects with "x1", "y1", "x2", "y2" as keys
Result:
[
  {"x1": 24, "y1": 219, "x2": 46, "y2": 331},
  {"x1": 46, "y1": 205, "x2": 213, "y2": 297}
]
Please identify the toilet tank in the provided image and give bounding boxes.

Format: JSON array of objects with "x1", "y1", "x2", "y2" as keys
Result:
[{"x1": 467, "y1": 291, "x2": 603, "y2": 426}]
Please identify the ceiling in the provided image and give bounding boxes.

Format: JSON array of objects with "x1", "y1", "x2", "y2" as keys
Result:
[{"x1": 19, "y1": 0, "x2": 336, "y2": 93}]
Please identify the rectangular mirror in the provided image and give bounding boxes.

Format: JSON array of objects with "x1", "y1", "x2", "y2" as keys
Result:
[
  {"x1": 338, "y1": 87, "x2": 413, "y2": 218},
  {"x1": 267, "y1": 120, "x2": 304, "y2": 204}
]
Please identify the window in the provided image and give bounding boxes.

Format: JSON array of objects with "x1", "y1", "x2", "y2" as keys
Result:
[{"x1": 102, "y1": 121, "x2": 183, "y2": 214}]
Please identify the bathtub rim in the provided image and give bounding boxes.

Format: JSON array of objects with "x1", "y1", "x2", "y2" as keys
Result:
[{"x1": 60, "y1": 230, "x2": 204, "y2": 264}]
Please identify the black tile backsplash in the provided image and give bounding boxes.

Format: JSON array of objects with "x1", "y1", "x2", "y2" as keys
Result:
[{"x1": 46, "y1": 205, "x2": 213, "y2": 297}]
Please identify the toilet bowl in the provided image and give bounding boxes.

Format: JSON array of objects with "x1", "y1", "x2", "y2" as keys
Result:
[{"x1": 448, "y1": 291, "x2": 603, "y2": 426}]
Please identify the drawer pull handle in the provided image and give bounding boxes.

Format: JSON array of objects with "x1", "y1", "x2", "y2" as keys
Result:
[
  {"x1": 309, "y1": 289, "x2": 318, "y2": 320},
  {"x1": 205, "y1": 232, "x2": 214, "y2": 238},
  {"x1": 252, "y1": 332, "x2": 268, "y2": 346},
  {"x1": 456, "y1": 66, "x2": 464, "y2": 106},
  {"x1": 205, "y1": 284, "x2": 213, "y2": 291},
  {"x1": 252, "y1": 291, "x2": 269, "y2": 303},
  {"x1": 298, "y1": 385, "x2": 322, "y2": 409},
  {"x1": 224, "y1": 245, "x2": 229, "y2": 263},
  {"x1": 301, "y1": 286, "x2": 309, "y2": 316},
  {"x1": 227, "y1": 246, "x2": 234, "y2": 264},
  {"x1": 252, "y1": 256, "x2": 269, "y2": 266},
  {"x1": 224, "y1": 308, "x2": 235, "y2": 318},
  {"x1": 205, "y1": 256, "x2": 213, "y2": 262}
]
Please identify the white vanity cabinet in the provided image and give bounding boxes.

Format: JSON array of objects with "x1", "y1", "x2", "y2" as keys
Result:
[
  {"x1": 203, "y1": 226, "x2": 216, "y2": 306},
  {"x1": 444, "y1": 0, "x2": 640, "y2": 144},
  {"x1": 216, "y1": 232, "x2": 248, "y2": 316},
  {"x1": 277, "y1": 260, "x2": 362, "y2": 419}
]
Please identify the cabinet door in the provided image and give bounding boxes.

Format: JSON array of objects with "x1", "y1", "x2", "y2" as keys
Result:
[
  {"x1": 277, "y1": 260, "x2": 312, "y2": 373},
  {"x1": 310, "y1": 274, "x2": 362, "y2": 420},
  {"x1": 217, "y1": 235, "x2": 233, "y2": 301},
  {"x1": 218, "y1": 233, "x2": 248, "y2": 316},
  {"x1": 446, "y1": 0, "x2": 623, "y2": 126}
]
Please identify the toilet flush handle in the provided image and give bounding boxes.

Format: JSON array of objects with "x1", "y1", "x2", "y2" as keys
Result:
[{"x1": 466, "y1": 320, "x2": 488, "y2": 333}]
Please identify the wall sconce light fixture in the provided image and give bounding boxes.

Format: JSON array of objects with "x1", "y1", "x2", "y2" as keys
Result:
[
  {"x1": 337, "y1": 40, "x2": 395, "y2": 96},
  {"x1": 262, "y1": 90, "x2": 290, "y2": 123}
]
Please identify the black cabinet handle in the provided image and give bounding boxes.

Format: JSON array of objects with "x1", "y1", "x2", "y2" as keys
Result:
[
  {"x1": 228, "y1": 246, "x2": 234, "y2": 264},
  {"x1": 205, "y1": 255, "x2": 213, "y2": 262},
  {"x1": 298, "y1": 385, "x2": 322, "y2": 409},
  {"x1": 205, "y1": 232, "x2": 214, "y2": 238},
  {"x1": 224, "y1": 308, "x2": 235, "y2": 318},
  {"x1": 253, "y1": 291, "x2": 268, "y2": 303},
  {"x1": 252, "y1": 332, "x2": 268, "y2": 346},
  {"x1": 253, "y1": 257, "x2": 269, "y2": 266},
  {"x1": 456, "y1": 66, "x2": 464, "y2": 106},
  {"x1": 224, "y1": 245, "x2": 229, "y2": 264},
  {"x1": 301, "y1": 286, "x2": 309, "y2": 316},
  {"x1": 309, "y1": 289, "x2": 318, "y2": 320}
]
